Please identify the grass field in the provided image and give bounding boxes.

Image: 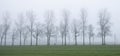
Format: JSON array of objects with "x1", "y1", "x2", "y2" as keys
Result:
[{"x1": 0, "y1": 45, "x2": 120, "y2": 56}]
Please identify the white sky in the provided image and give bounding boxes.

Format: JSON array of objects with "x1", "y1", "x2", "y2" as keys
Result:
[{"x1": 0, "y1": 0, "x2": 120, "y2": 45}]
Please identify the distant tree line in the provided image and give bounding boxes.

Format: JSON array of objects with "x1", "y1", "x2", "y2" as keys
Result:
[{"x1": 0, "y1": 9, "x2": 112, "y2": 46}]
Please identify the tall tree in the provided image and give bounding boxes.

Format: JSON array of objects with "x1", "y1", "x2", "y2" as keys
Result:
[
  {"x1": 16, "y1": 13, "x2": 24, "y2": 46},
  {"x1": 62, "y1": 10, "x2": 69, "y2": 46},
  {"x1": 11, "y1": 28, "x2": 17, "y2": 46},
  {"x1": 98, "y1": 9, "x2": 111, "y2": 45},
  {"x1": 72, "y1": 19, "x2": 80, "y2": 45},
  {"x1": 88, "y1": 24, "x2": 94, "y2": 45},
  {"x1": 59, "y1": 21, "x2": 64, "y2": 45},
  {"x1": 33, "y1": 23, "x2": 44, "y2": 46},
  {"x1": 53, "y1": 26, "x2": 59, "y2": 45},
  {"x1": 45, "y1": 11, "x2": 55, "y2": 45},
  {"x1": 80, "y1": 9, "x2": 87, "y2": 45},
  {"x1": 23, "y1": 26, "x2": 29, "y2": 45},
  {"x1": 0, "y1": 24, "x2": 4, "y2": 45},
  {"x1": 2, "y1": 12, "x2": 10, "y2": 46},
  {"x1": 26, "y1": 11, "x2": 35, "y2": 46}
]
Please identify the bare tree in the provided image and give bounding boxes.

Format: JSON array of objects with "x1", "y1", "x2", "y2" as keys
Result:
[
  {"x1": 98, "y1": 9, "x2": 111, "y2": 45},
  {"x1": 33, "y1": 23, "x2": 44, "y2": 46},
  {"x1": 33, "y1": 24, "x2": 40, "y2": 46},
  {"x1": 59, "y1": 21, "x2": 64, "y2": 45},
  {"x1": 71, "y1": 19, "x2": 80, "y2": 45},
  {"x1": 26, "y1": 11, "x2": 35, "y2": 46},
  {"x1": 0, "y1": 25, "x2": 4, "y2": 45},
  {"x1": 23, "y1": 26, "x2": 29, "y2": 45},
  {"x1": 80, "y1": 9, "x2": 87, "y2": 45},
  {"x1": 88, "y1": 24, "x2": 94, "y2": 45},
  {"x1": 45, "y1": 11, "x2": 55, "y2": 46},
  {"x1": 16, "y1": 13, "x2": 24, "y2": 46},
  {"x1": 11, "y1": 28, "x2": 17, "y2": 46},
  {"x1": 53, "y1": 26, "x2": 59, "y2": 45},
  {"x1": 62, "y1": 10, "x2": 69, "y2": 46},
  {"x1": 2, "y1": 12, "x2": 10, "y2": 46}
]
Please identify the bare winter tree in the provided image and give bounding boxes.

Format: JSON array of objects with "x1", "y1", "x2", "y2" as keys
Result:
[
  {"x1": 71, "y1": 19, "x2": 80, "y2": 45},
  {"x1": 45, "y1": 11, "x2": 55, "y2": 46},
  {"x1": 98, "y1": 9, "x2": 111, "y2": 45},
  {"x1": 33, "y1": 23, "x2": 44, "y2": 46},
  {"x1": 59, "y1": 21, "x2": 64, "y2": 45},
  {"x1": 80, "y1": 9, "x2": 87, "y2": 45},
  {"x1": 11, "y1": 28, "x2": 17, "y2": 46},
  {"x1": 88, "y1": 24, "x2": 94, "y2": 45},
  {"x1": 62, "y1": 10, "x2": 69, "y2": 46},
  {"x1": 2, "y1": 12, "x2": 10, "y2": 46},
  {"x1": 53, "y1": 26, "x2": 59, "y2": 45},
  {"x1": 33, "y1": 24, "x2": 40, "y2": 46},
  {"x1": 16, "y1": 13, "x2": 24, "y2": 46},
  {"x1": 0, "y1": 25, "x2": 4, "y2": 45},
  {"x1": 26, "y1": 11, "x2": 35, "y2": 46},
  {"x1": 23, "y1": 26, "x2": 29, "y2": 45}
]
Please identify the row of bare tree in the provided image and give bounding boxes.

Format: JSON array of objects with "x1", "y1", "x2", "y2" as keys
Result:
[{"x1": 0, "y1": 9, "x2": 111, "y2": 46}]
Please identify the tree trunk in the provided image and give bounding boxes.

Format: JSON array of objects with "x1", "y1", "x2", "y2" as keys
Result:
[
  {"x1": 36, "y1": 37, "x2": 38, "y2": 46},
  {"x1": 65, "y1": 35, "x2": 66, "y2": 46},
  {"x1": 62, "y1": 35, "x2": 63, "y2": 45},
  {"x1": 102, "y1": 35, "x2": 105, "y2": 45},
  {"x1": 104, "y1": 34, "x2": 106, "y2": 45},
  {"x1": 83, "y1": 31, "x2": 85, "y2": 45},
  {"x1": 4, "y1": 34, "x2": 6, "y2": 46},
  {"x1": 20, "y1": 32, "x2": 22, "y2": 46},
  {"x1": 1, "y1": 37, "x2": 3, "y2": 46},
  {"x1": 93, "y1": 37, "x2": 94, "y2": 45},
  {"x1": 24, "y1": 38, "x2": 25, "y2": 45},
  {"x1": 12, "y1": 38, "x2": 14, "y2": 46},
  {"x1": 30, "y1": 31, "x2": 32, "y2": 46},
  {"x1": 75, "y1": 35, "x2": 77, "y2": 45},
  {"x1": 0, "y1": 38, "x2": 2, "y2": 45},
  {"x1": 47, "y1": 36, "x2": 50, "y2": 46},
  {"x1": 89, "y1": 36, "x2": 91, "y2": 45}
]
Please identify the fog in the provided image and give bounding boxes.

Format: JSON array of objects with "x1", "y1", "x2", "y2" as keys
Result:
[{"x1": 0, "y1": 0, "x2": 120, "y2": 45}]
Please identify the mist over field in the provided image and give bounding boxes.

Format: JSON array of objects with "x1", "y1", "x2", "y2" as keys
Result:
[
  {"x1": 1, "y1": 0, "x2": 120, "y2": 56},
  {"x1": 0, "y1": 0, "x2": 120, "y2": 45}
]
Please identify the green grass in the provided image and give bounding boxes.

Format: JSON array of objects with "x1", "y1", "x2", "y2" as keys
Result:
[{"x1": 0, "y1": 45, "x2": 120, "y2": 56}]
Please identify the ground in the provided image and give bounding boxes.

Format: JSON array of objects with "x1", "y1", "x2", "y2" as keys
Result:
[{"x1": 0, "y1": 45, "x2": 120, "y2": 56}]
